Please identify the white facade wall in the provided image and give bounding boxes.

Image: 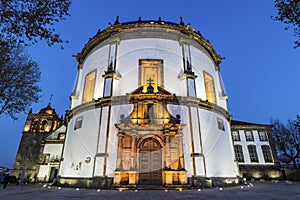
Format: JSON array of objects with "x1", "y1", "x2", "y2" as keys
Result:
[
  {"x1": 59, "y1": 109, "x2": 101, "y2": 177},
  {"x1": 44, "y1": 144, "x2": 64, "y2": 161},
  {"x1": 37, "y1": 143, "x2": 64, "y2": 179},
  {"x1": 199, "y1": 109, "x2": 238, "y2": 177},
  {"x1": 38, "y1": 165, "x2": 48, "y2": 179}
]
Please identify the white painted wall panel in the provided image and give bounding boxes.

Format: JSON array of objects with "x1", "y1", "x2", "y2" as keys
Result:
[
  {"x1": 38, "y1": 166, "x2": 48, "y2": 179},
  {"x1": 59, "y1": 109, "x2": 101, "y2": 177},
  {"x1": 199, "y1": 109, "x2": 238, "y2": 177},
  {"x1": 180, "y1": 106, "x2": 193, "y2": 177},
  {"x1": 97, "y1": 107, "x2": 109, "y2": 154}
]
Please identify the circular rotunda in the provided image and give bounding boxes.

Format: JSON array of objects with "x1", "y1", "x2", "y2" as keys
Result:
[{"x1": 58, "y1": 17, "x2": 240, "y2": 188}]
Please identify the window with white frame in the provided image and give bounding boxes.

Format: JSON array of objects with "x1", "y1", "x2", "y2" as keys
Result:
[
  {"x1": 245, "y1": 131, "x2": 254, "y2": 141},
  {"x1": 103, "y1": 77, "x2": 113, "y2": 97},
  {"x1": 232, "y1": 131, "x2": 240, "y2": 141},
  {"x1": 234, "y1": 145, "x2": 244, "y2": 162},
  {"x1": 259, "y1": 131, "x2": 268, "y2": 141},
  {"x1": 248, "y1": 145, "x2": 259, "y2": 162},
  {"x1": 217, "y1": 118, "x2": 225, "y2": 131},
  {"x1": 187, "y1": 77, "x2": 196, "y2": 97},
  {"x1": 74, "y1": 117, "x2": 83, "y2": 130},
  {"x1": 261, "y1": 145, "x2": 273, "y2": 163},
  {"x1": 182, "y1": 43, "x2": 192, "y2": 72}
]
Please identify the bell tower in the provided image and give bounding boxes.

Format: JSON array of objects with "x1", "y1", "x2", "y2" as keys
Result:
[{"x1": 12, "y1": 103, "x2": 62, "y2": 183}]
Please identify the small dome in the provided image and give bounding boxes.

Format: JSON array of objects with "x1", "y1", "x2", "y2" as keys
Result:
[{"x1": 37, "y1": 103, "x2": 56, "y2": 115}]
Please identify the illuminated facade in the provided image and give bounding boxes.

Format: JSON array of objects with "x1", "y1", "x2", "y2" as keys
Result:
[{"x1": 57, "y1": 18, "x2": 240, "y2": 188}]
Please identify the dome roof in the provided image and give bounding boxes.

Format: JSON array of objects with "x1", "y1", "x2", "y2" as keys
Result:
[{"x1": 36, "y1": 103, "x2": 56, "y2": 115}]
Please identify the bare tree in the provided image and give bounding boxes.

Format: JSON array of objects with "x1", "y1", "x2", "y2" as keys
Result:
[
  {"x1": 0, "y1": 0, "x2": 71, "y2": 46},
  {"x1": 0, "y1": 0, "x2": 71, "y2": 119},
  {"x1": 273, "y1": 0, "x2": 300, "y2": 48},
  {"x1": 271, "y1": 118, "x2": 300, "y2": 168},
  {"x1": 0, "y1": 39, "x2": 41, "y2": 120}
]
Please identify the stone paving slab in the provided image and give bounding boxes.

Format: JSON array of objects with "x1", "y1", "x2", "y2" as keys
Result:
[{"x1": 1, "y1": 181, "x2": 300, "y2": 200}]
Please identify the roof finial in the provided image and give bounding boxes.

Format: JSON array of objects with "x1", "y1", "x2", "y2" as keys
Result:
[
  {"x1": 180, "y1": 16, "x2": 184, "y2": 26},
  {"x1": 138, "y1": 17, "x2": 142, "y2": 23},
  {"x1": 114, "y1": 16, "x2": 120, "y2": 25}
]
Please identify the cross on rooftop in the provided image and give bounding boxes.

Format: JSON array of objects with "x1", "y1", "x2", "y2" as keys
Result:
[
  {"x1": 147, "y1": 77, "x2": 154, "y2": 84},
  {"x1": 49, "y1": 94, "x2": 53, "y2": 103}
]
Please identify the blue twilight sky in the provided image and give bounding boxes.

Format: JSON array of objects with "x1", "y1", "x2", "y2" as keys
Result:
[{"x1": 1, "y1": 0, "x2": 299, "y2": 167}]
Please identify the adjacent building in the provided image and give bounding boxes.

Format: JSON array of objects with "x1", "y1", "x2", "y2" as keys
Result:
[{"x1": 230, "y1": 120, "x2": 281, "y2": 180}]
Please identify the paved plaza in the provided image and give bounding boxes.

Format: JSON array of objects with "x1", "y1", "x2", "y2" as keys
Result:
[{"x1": 1, "y1": 181, "x2": 300, "y2": 200}]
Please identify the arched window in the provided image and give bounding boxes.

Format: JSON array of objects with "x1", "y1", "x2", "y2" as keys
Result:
[
  {"x1": 261, "y1": 145, "x2": 273, "y2": 163},
  {"x1": 234, "y1": 145, "x2": 244, "y2": 162},
  {"x1": 247, "y1": 145, "x2": 259, "y2": 162},
  {"x1": 30, "y1": 120, "x2": 39, "y2": 132},
  {"x1": 40, "y1": 120, "x2": 47, "y2": 131}
]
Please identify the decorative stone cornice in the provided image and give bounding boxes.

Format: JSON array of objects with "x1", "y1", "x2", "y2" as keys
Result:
[
  {"x1": 66, "y1": 95, "x2": 231, "y2": 122},
  {"x1": 75, "y1": 19, "x2": 224, "y2": 66}
]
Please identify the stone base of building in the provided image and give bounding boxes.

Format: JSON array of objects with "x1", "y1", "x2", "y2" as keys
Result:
[
  {"x1": 55, "y1": 175, "x2": 241, "y2": 189},
  {"x1": 239, "y1": 165, "x2": 283, "y2": 180},
  {"x1": 56, "y1": 176, "x2": 113, "y2": 188},
  {"x1": 113, "y1": 170, "x2": 188, "y2": 186},
  {"x1": 188, "y1": 176, "x2": 241, "y2": 188}
]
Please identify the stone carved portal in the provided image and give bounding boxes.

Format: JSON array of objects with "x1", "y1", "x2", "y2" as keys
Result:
[{"x1": 113, "y1": 83, "x2": 187, "y2": 186}]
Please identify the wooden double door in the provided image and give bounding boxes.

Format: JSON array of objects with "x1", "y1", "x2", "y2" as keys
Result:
[{"x1": 139, "y1": 139, "x2": 162, "y2": 185}]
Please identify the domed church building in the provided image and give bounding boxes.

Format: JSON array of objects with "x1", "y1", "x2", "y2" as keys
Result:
[
  {"x1": 57, "y1": 17, "x2": 240, "y2": 188},
  {"x1": 14, "y1": 17, "x2": 281, "y2": 188}
]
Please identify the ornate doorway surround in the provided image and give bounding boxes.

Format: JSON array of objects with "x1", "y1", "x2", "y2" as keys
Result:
[{"x1": 113, "y1": 84, "x2": 187, "y2": 186}]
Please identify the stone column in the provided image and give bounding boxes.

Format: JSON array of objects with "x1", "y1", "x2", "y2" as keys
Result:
[
  {"x1": 165, "y1": 132, "x2": 171, "y2": 169},
  {"x1": 130, "y1": 132, "x2": 137, "y2": 169},
  {"x1": 177, "y1": 130, "x2": 185, "y2": 170},
  {"x1": 116, "y1": 132, "x2": 124, "y2": 170}
]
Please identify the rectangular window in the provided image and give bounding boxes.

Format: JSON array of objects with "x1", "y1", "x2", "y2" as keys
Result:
[
  {"x1": 74, "y1": 117, "x2": 83, "y2": 130},
  {"x1": 82, "y1": 70, "x2": 96, "y2": 103},
  {"x1": 234, "y1": 145, "x2": 244, "y2": 162},
  {"x1": 261, "y1": 145, "x2": 273, "y2": 163},
  {"x1": 139, "y1": 59, "x2": 163, "y2": 93},
  {"x1": 248, "y1": 145, "x2": 259, "y2": 162},
  {"x1": 232, "y1": 131, "x2": 240, "y2": 141},
  {"x1": 103, "y1": 77, "x2": 113, "y2": 97},
  {"x1": 259, "y1": 131, "x2": 268, "y2": 141},
  {"x1": 58, "y1": 133, "x2": 65, "y2": 140},
  {"x1": 204, "y1": 72, "x2": 216, "y2": 104},
  {"x1": 182, "y1": 44, "x2": 192, "y2": 72},
  {"x1": 187, "y1": 78, "x2": 196, "y2": 97},
  {"x1": 217, "y1": 118, "x2": 225, "y2": 131},
  {"x1": 245, "y1": 131, "x2": 254, "y2": 141},
  {"x1": 107, "y1": 43, "x2": 117, "y2": 71}
]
